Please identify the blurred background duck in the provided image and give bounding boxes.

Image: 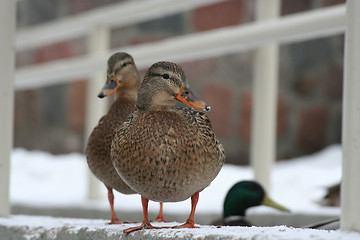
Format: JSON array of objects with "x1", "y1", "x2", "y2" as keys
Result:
[
  {"x1": 212, "y1": 180, "x2": 290, "y2": 226},
  {"x1": 302, "y1": 181, "x2": 340, "y2": 230},
  {"x1": 86, "y1": 52, "x2": 167, "y2": 224},
  {"x1": 319, "y1": 182, "x2": 340, "y2": 207},
  {"x1": 86, "y1": 52, "x2": 139, "y2": 224},
  {"x1": 111, "y1": 61, "x2": 225, "y2": 233}
]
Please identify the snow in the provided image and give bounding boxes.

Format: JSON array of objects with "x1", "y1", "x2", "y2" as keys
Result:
[
  {"x1": 3, "y1": 144, "x2": 360, "y2": 239},
  {"x1": 9, "y1": 145, "x2": 342, "y2": 216},
  {"x1": 1, "y1": 215, "x2": 360, "y2": 240}
]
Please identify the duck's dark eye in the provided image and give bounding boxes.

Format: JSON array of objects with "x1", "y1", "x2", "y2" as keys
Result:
[
  {"x1": 162, "y1": 73, "x2": 170, "y2": 79},
  {"x1": 184, "y1": 91, "x2": 190, "y2": 95},
  {"x1": 122, "y1": 63, "x2": 127, "y2": 67}
]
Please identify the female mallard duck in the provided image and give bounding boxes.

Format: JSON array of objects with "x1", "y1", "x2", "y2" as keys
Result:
[
  {"x1": 300, "y1": 182, "x2": 340, "y2": 230},
  {"x1": 86, "y1": 52, "x2": 139, "y2": 224},
  {"x1": 86, "y1": 52, "x2": 166, "y2": 224},
  {"x1": 111, "y1": 61, "x2": 225, "y2": 233},
  {"x1": 212, "y1": 180, "x2": 290, "y2": 226},
  {"x1": 319, "y1": 182, "x2": 340, "y2": 207}
]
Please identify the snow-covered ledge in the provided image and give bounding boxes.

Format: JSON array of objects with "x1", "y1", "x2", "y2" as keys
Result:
[{"x1": 0, "y1": 215, "x2": 359, "y2": 240}]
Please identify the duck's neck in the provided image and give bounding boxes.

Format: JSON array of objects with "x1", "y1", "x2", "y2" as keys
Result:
[
  {"x1": 136, "y1": 90, "x2": 176, "y2": 112},
  {"x1": 107, "y1": 89, "x2": 137, "y2": 117},
  {"x1": 223, "y1": 196, "x2": 248, "y2": 218},
  {"x1": 224, "y1": 206, "x2": 247, "y2": 218},
  {"x1": 114, "y1": 84, "x2": 138, "y2": 102}
]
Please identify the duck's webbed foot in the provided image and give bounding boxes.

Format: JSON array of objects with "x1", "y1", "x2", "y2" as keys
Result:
[
  {"x1": 107, "y1": 218, "x2": 126, "y2": 225},
  {"x1": 124, "y1": 196, "x2": 170, "y2": 233},
  {"x1": 152, "y1": 217, "x2": 168, "y2": 223},
  {"x1": 173, "y1": 192, "x2": 200, "y2": 229},
  {"x1": 173, "y1": 219, "x2": 199, "y2": 229},
  {"x1": 106, "y1": 187, "x2": 127, "y2": 225},
  {"x1": 124, "y1": 222, "x2": 161, "y2": 233},
  {"x1": 152, "y1": 202, "x2": 168, "y2": 222}
]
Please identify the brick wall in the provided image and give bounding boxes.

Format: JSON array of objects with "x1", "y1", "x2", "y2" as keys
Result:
[{"x1": 14, "y1": 0, "x2": 345, "y2": 164}]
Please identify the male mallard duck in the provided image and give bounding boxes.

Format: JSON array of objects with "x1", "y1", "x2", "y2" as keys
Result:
[
  {"x1": 86, "y1": 52, "x2": 166, "y2": 224},
  {"x1": 111, "y1": 61, "x2": 225, "y2": 233},
  {"x1": 212, "y1": 180, "x2": 290, "y2": 226}
]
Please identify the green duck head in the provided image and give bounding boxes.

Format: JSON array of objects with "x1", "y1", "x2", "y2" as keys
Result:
[{"x1": 223, "y1": 180, "x2": 290, "y2": 218}]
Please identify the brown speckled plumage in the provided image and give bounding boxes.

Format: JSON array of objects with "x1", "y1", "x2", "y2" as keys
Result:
[
  {"x1": 111, "y1": 108, "x2": 224, "y2": 202},
  {"x1": 86, "y1": 52, "x2": 139, "y2": 223},
  {"x1": 87, "y1": 98, "x2": 136, "y2": 194},
  {"x1": 110, "y1": 61, "x2": 225, "y2": 232}
]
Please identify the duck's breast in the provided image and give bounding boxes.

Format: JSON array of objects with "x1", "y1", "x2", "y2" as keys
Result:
[{"x1": 111, "y1": 109, "x2": 225, "y2": 202}]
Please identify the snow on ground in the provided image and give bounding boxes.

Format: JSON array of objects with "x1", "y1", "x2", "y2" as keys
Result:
[
  {"x1": 10, "y1": 145, "x2": 341, "y2": 216},
  {"x1": 1, "y1": 215, "x2": 360, "y2": 240},
  {"x1": 4, "y1": 145, "x2": 357, "y2": 239}
]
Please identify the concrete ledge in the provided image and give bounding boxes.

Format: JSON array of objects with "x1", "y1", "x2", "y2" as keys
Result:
[
  {"x1": 10, "y1": 203, "x2": 339, "y2": 227},
  {"x1": 1, "y1": 215, "x2": 360, "y2": 240}
]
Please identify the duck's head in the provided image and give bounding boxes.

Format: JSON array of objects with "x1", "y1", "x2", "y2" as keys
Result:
[
  {"x1": 136, "y1": 61, "x2": 210, "y2": 111},
  {"x1": 98, "y1": 52, "x2": 140, "y2": 99},
  {"x1": 223, "y1": 180, "x2": 290, "y2": 218}
]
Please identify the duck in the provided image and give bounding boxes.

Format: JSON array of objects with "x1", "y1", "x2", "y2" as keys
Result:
[
  {"x1": 86, "y1": 52, "x2": 166, "y2": 224},
  {"x1": 212, "y1": 180, "x2": 290, "y2": 226},
  {"x1": 319, "y1": 182, "x2": 340, "y2": 207},
  {"x1": 299, "y1": 182, "x2": 340, "y2": 230},
  {"x1": 111, "y1": 61, "x2": 225, "y2": 233}
]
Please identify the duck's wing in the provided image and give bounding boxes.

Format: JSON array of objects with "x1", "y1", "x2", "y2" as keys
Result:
[{"x1": 179, "y1": 108, "x2": 225, "y2": 161}]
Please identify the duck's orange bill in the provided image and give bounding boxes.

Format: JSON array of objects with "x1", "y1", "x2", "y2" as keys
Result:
[
  {"x1": 98, "y1": 88, "x2": 114, "y2": 98},
  {"x1": 175, "y1": 85, "x2": 210, "y2": 111},
  {"x1": 98, "y1": 74, "x2": 121, "y2": 98}
]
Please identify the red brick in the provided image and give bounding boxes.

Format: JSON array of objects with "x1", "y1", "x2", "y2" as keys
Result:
[
  {"x1": 202, "y1": 84, "x2": 233, "y2": 137},
  {"x1": 14, "y1": 90, "x2": 40, "y2": 129},
  {"x1": 14, "y1": 90, "x2": 42, "y2": 148},
  {"x1": 129, "y1": 36, "x2": 164, "y2": 46},
  {"x1": 238, "y1": 92, "x2": 252, "y2": 144},
  {"x1": 193, "y1": 0, "x2": 245, "y2": 31},
  {"x1": 71, "y1": 0, "x2": 119, "y2": 14},
  {"x1": 238, "y1": 92, "x2": 289, "y2": 143},
  {"x1": 325, "y1": 65, "x2": 343, "y2": 100},
  {"x1": 281, "y1": 0, "x2": 312, "y2": 15},
  {"x1": 67, "y1": 81, "x2": 86, "y2": 132},
  {"x1": 298, "y1": 105, "x2": 329, "y2": 151},
  {"x1": 295, "y1": 73, "x2": 321, "y2": 97},
  {"x1": 181, "y1": 58, "x2": 217, "y2": 79},
  {"x1": 322, "y1": 0, "x2": 346, "y2": 7},
  {"x1": 34, "y1": 41, "x2": 76, "y2": 63},
  {"x1": 277, "y1": 95, "x2": 289, "y2": 138}
]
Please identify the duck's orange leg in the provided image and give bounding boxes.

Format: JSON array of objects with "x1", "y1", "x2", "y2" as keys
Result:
[
  {"x1": 124, "y1": 196, "x2": 162, "y2": 233},
  {"x1": 174, "y1": 192, "x2": 200, "y2": 229},
  {"x1": 106, "y1": 186, "x2": 125, "y2": 224},
  {"x1": 152, "y1": 202, "x2": 168, "y2": 222}
]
